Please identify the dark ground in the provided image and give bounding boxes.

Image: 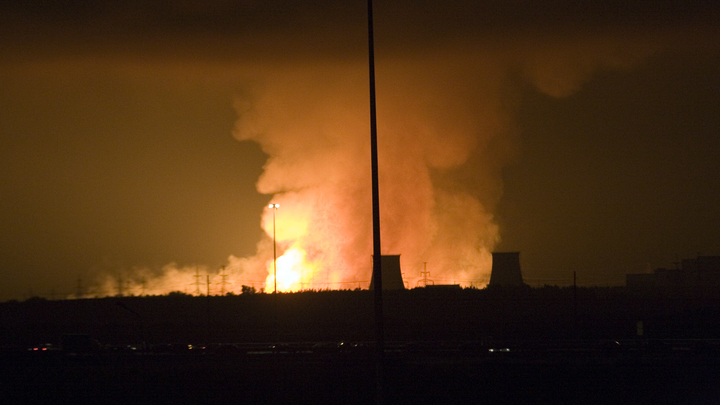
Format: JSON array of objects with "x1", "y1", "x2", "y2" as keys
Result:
[
  {"x1": 2, "y1": 287, "x2": 720, "y2": 404},
  {"x1": 3, "y1": 341, "x2": 720, "y2": 405}
]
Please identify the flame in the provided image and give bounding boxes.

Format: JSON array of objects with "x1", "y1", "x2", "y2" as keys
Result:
[
  {"x1": 235, "y1": 60, "x2": 506, "y2": 293},
  {"x1": 265, "y1": 246, "x2": 317, "y2": 292},
  {"x1": 262, "y1": 200, "x2": 323, "y2": 292}
]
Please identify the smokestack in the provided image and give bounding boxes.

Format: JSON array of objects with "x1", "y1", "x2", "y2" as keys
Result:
[
  {"x1": 489, "y1": 252, "x2": 525, "y2": 287},
  {"x1": 369, "y1": 255, "x2": 405, "y2": 290}
]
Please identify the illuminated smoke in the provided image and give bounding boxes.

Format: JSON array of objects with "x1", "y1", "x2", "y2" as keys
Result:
[
  {"x1": 233, "y1": 57, "x2": 505, "y2": 290},
  {"x1": 84, "y1": 255, "x2": 268, "y2": 297},
  {"x1": 232, "y1": 32, "x2": 662, "y2": 291},
  {"x1": 84, "y1": 28, "x2": 664, "y2": 296}
]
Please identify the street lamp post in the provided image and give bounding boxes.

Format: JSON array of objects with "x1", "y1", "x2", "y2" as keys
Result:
[{"x1": 269, "y1": 203, "x2": 279, "y2": 293}]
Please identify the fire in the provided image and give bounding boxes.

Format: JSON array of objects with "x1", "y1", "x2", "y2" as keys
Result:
[
  {"x1": 262, "y1": 202, "x2": 323, "y2": 292},
  {"x1": 265, "y1": 246, "x2": 317, "y2": 292},
  {"x1": 234, "y1": 61, "x2": 505, "y2": 293}
]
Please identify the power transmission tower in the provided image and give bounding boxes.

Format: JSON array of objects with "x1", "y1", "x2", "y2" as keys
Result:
[
  {"x1": 194, "y1": 267, "x2": 202, "y2": 296},
  {"x1": 219, "y1": 266, "x2": 228, "y2": 296},
  {"x1": 420, "y1": 262, "x2": 431, "y2": 287}
]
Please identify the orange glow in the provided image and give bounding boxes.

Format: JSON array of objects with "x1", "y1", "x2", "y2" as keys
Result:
[
  {"x1": 235, "y1": 61, "x2": 505, "y2": 294},
  {"x1": 262, "y1": 198, "x2": 327, "y2": 292},
  {"x1": 265, "y1": 246, "x2": 317, "y2": 292}
]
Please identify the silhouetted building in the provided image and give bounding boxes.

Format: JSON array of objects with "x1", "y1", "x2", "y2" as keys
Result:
[
  {"x1": 626, "y1": 256, "x2": 720, "y2": 295},
  {"x1": 489, "y1": 252, "x2": 525, "y2": 287},
  {"x1": 425, "y1": 284, "x2": 462, "y2": 290},
  {"x1": 369, "y1": 255, "x2": 406, "y2": 290}
]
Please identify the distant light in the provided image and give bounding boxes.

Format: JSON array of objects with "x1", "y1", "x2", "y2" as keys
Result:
[{"x1": 269, "y1": 203, "x2": 279, "y2": 208}]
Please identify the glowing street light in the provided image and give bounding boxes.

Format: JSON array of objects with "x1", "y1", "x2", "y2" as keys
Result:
[{"x1": 269, "y1": 203, "x2": 279, "y2": 293}]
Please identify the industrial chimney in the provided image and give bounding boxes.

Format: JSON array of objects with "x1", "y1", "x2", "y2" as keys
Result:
[
  {"x1": 369, "y1": 255, "x2": 406, "y2": 290},
  {"x1": 489, "y1": 252, "x2": 525, "y2": 287}
]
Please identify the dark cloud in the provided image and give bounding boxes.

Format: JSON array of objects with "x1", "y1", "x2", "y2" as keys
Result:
[{"x1": 2, "y1": 1, "x2": 718, "y2": 60}]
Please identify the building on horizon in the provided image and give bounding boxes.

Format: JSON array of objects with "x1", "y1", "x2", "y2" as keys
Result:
[
  {"x1": 626, "y1": 255, "x2": 720, "y2": 295},
  {"x1": 369, "y1": 255, "x2": 406, "y2": 290},
  {"x1": 488, "y1": 252, "x2": 526, "y2": 287}
]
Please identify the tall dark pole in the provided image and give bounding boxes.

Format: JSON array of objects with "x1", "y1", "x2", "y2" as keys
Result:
[
  {"x1": 270, "y1": 203, "x2": 280, "y2": 342},
  {"x1": 270, "y1": 203, "x2": 279, "y2": 293},
  {"x1": 368, "y1": 0, "x2": 384, "y2": 403},
  {"x1": 573, "y1": 270, "x2": 578, "y2": 338}
]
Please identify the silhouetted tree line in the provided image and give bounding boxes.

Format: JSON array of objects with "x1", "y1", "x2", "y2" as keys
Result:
[{"x1": 1, "y1": 286, "x2": 720, "y2": 347}]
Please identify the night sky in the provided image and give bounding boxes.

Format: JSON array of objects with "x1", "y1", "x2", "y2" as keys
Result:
[{"x1": 1, "y1": 1, "x2": 718, "y2": 301}]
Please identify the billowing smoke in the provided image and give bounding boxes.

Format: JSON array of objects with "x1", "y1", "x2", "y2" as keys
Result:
[
  {"x1": 76, "y1": 254, "x2": 269, "y2": 298},
  {"x1": 233, "y1": 58, "x2": 502, "y2": 289},
  {"x1": 86, "y1": 16, "x2": 688, "y2": 296},
  {"x1": 230, "y1": 31, "x2": 660, "y2": 291}
]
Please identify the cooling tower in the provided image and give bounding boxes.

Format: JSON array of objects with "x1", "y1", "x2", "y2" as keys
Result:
[
  {"x1": 489, "y1": 252, "x2": 525, "y2": 287},
  {"x1": 369, "y1": 255, "x2": 406, "y2": 290}
]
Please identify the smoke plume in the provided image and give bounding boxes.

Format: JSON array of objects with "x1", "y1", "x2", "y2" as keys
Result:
[
  {"x1": 77, "y1": 2, "x2": 716, "y2": 296},
  {"x1": 228, "y1": 29, "x2": 662, "y2": 290}
]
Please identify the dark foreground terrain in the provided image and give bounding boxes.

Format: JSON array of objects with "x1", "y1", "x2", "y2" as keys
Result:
[
  {"x1": 3, "y1": 340, "x2": 720, "y2": 405},
  {"x1": 2, "y1": 287, "x2": 720, "y2": 404}
]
